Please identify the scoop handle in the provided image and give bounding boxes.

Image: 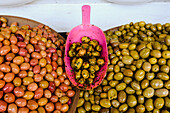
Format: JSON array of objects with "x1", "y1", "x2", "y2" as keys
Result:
[{"x1": 82, "y1": 5, "x2": 90, "y2": 25}]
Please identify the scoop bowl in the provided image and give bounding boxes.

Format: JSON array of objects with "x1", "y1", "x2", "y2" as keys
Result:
[{"x1": 64, "y1": 5, "x2": 108, "y2": 90}]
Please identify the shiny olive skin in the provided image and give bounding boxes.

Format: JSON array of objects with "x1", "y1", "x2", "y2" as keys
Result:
[
  {"x1": 0, "y1": 18, "x2": 75, "y2": 113},
  {"x1": 76, "y1": 21, "x2": 170, "y2": 112}
]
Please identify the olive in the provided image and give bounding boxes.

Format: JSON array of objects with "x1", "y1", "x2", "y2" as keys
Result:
[
  {"x1": 127, "y1": 95, "x2": 137, "y2": 107},
  {"x1": 100, "y1": 99, "x2": 111, "y2": 108},
  {"x1": 108, "y1": 89, "x2": 117, "y2": 100},
  {"x1": 154, "y1": 98, "x2": 164, "y2": 109},
  {"x1": 143, "y1": 87, "x2": 154, "y2": 98},
  {"x1": 92, "y1": 105, "x2": 101, "y2": 111},
  {"x1": 145, "y1": 99, "x2": 154, "y2": 111},
  {"x1": 118, "y1": 91, "x2": 126, "y2": 103},
  {"x1": 150, "y1": 79, "x2": 163, "y2": 89},
  {"x1": 119, "y1": 104, "x2": 128, "y2": 112},
  {"x1": 77, "y1": 98, "x2": 85, "y2": 107},
  {"x1": 84, "y1": 102, "x2": 91, "y2": 111},
  {"x1": 155, "y1": 88, "x2": 169, "y2": 97}
]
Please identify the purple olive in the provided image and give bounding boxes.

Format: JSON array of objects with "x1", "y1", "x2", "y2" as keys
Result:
[
  {"x1": 0, "y1": 21, "x2": 2, "y2": 27},
  {"x1": 16, "y1": 34, "x2": 24, "y2": 42}
]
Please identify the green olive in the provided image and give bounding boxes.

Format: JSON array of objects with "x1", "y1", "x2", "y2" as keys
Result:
[
  {"x1": 136, "y1": 59, "x2": 143, "y2": 69},
  {"x1": 114, "y1": 72, "x2": 123, "y2": 80},
  {"x1": 127, "y1": 95, "x2": 137, "y2": 107},
  {"x1": 135, "y1": 69, "x2": 145, "y2": 81},
  {"x1": 125, "y1": 87, "x2": 135, "y2": 94},
  {"x1": 152, "y1": 64, "x2": 159, "y2": 72},
  {"x1": 78, "y1": 107, "x2": 86, "y2": 113},
  {"x1": 157, "y1": 73, "x2": 169, "y2": 80},
  {"x1": 103, "y1": 86, "x2": 111, "y2": 92},
  {"x1": 101, "y1": 79, "x2": 108, "y2": 86},
  {"x1": 118, "y1": 91, "x2": 126, "y2": 103},
  {"x1": 150, "y1": 79, "x2": 163, "y2": 89},
  {"x1": 160, "y1": 65, "x2": 169, "y2": 73},
  {"x1": 152, "y1": 41, "x2": 161, "y2": 50},
  {"x1": 142, "y1": 62, "x2": 151, "y2": 72},
  {"x1": 75, "y1": 58, "x2": 83, "y2": 69},
  {"x1": 146, "y1": 73, "x2": 155, "y2": 80},
  {"x1": 136, "y1": 104, "x2": 145, "y2": 113},
  {"x1": 77, "y1": 98, "x2": 85, "y2": 107},
  {"x1": 92, "y1": 105, "x2": 101, "y2": 111},
  {"x1": 154, "y1": 98, "x2": 164, "y2": 109},
  {"x1": 122, "y1": 56, "x2": 133, "y2": 64},
  {"x1": 130, "y1": 50, "x2": 139, "y2": 59},
  {"x1": 131, "y1": 81, "x2": 140, "y2": 90},
  {"x1": 153, "y1": 109, "x2": 160, "y2": 113},
  {"x1": 82, "y1": 70, "x2": 89, "y2": 79},
  {"x1": 100, "y1": 99, "x2": 111, "y2": 108},
  {"x1": 123, "y1": 69, "x2": 133, "y2": 77},
  {"x1": 109, "y1": 80, "x2": 119, "y2": 87},
  {"x1": 162, "y1": 50, "x2": 170, "y2": 59},
  {"x1": 111, "y1": 108, "x2": 119, "y2": 113},
  {"x1": 138, "y1": 95, "x2": 144, "y2": 104},
  {"x1": 84, "y1": 102, "x2": 91, "y2": 111},
  {"x1": 94, "y1": 96, "x2": 100, "y2": 105},
  {"x1": 84, "y1": 92, "x2": 89, "y2": 101},
  {"x1": 123, "y1": 77, "x2": 132, "y2": 84},
  {"x1": 143, "y1": 87, "x2": 154, "y2": 98},
  {"x1": 121, "y1": 49, "x2": 129, "y2": 56},
  {"x1": 59, "y1": 96, "x2": 69, "y2": 104},
  {"x1": 119, "y1": 43, "x2": 129, "y2": 49},
  {"x1": 155, "y1": 88, "x2": 169, "y2": 97},
  {"x1": 114, "y1": 65, "x2": 120, "y2": 73},
  {"x1": 100, "y1": 93, "x2": 107, "y2": 99},
  {"x1": 116, "y1": 83, "x2": 126, "y2": 91},
  {"x1": 119, "y1": 104, "x2": 128, "y2": 112},
  {"x1": 107, "y1": 72, "x2": 114, "y2": 81},
  {"x1": 140, "y1": 48, "x2": 150, "y2": 58},
  {"x1": 158, "y1": 58, "x2": 166, "y2": 65},
  {"x1": 126, "y1": 108, "x2": 135, "y2": 113},
  {"x1": 165, "y1": 97, "x2": 170, "y2": 108},
  {"x1": 150, "y1": 50, "x2": 161, "y2": 58},
  {"x1": 108, "y1": 89, "x2": 117, "y2": 100},
  {"x1": 141, "y1": 79, "x2": 149, "y2": 89},
  {"x1": 111, "y1": 100, "x2": 120, "y2": 108},
  {"x1": 164, "y1": 80, "x2": 170, "y2": 89},
  {"x1": 89, "y1": 95, "x2": 95, "y2": 104},
  {"x1": 81, "y1": 36, "x2": 90, "y2": 43},
  {"x1": 145, "y1": 99, "x2": 154, "y2": 111}
]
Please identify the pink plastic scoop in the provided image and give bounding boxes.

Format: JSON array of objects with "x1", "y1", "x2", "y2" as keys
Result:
[{"x1": 64, "y1": 5, "x2": 108, "y2": 90}]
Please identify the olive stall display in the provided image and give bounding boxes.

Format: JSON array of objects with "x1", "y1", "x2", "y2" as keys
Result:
[
  {"x1": 68, "y1": 36, "x2": 105, "y2": 87},
  {"x1": 0, "y1": 17, "x2": 76, "y2": 113},
  {"x1": 76, "y1": 21, "x2": 170, "y2": 113}
]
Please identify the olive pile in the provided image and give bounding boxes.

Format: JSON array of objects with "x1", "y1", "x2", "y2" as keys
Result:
[
  {"x1": 76, "y1": 21, "x2": 170, "y2": 113},
  {"x1": 68, "y1": 36, "x2": 105, "y2": 86},
  {"x1": 0, "y1": 17, "x2": 75, "y2": 113}
]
